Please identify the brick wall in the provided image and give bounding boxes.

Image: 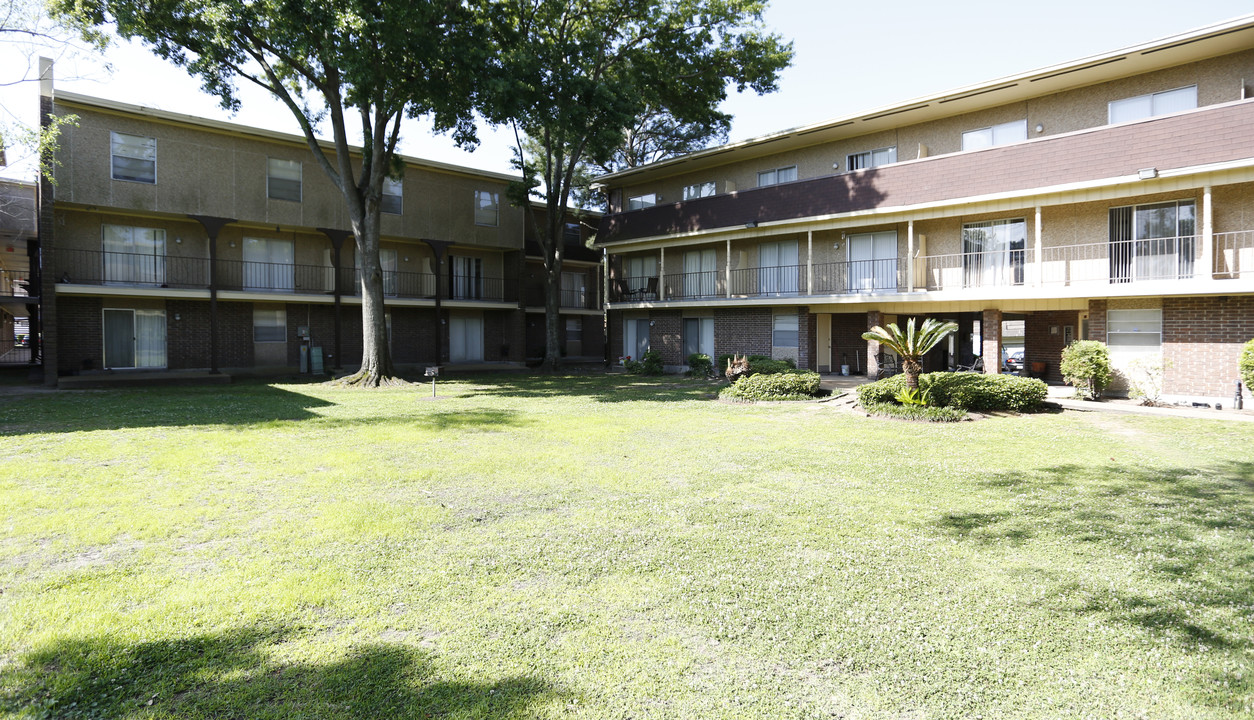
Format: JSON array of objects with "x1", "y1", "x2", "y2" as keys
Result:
[
  {"x1": 831, "y1": 313, "x2": 870, "y2": 375},
  {"x1": 713, "y1": 307, "x2": 772, "y2": 358},
  {"x1": 217, "y1": 301, "x2": 255, "y2": 369},
  {"x1": 651, "y1": 309, "x2": 683, "y2": 366},
  {"x1": 1163, "y1": 296, "x2": 1254, "y2": 398},
  {"x1": 580, "y1": 314, "x2": 605, "y2": 360},
  {"x1": 865, "y1": 310, "x2": 882, "y2": 377},
  {"x1": 608, "y1": 310, "x2": 624, "y2": 359},
  {"x1": 167, "y1": 299, "x2": 212, "y2": 370},
  {"x1": 1024, "y1": 310, "x2": 1080, "y2": 383},
  {"x1": 798, "y1": 307, "x2": 813, "y2": 370},
  {"x1": 981, "y1": 309, "x2": 1002, "y2": 374},
  {"x1": 56, "y1": 296, "x2": 102, "y2": 374},
  {"x1": 391, "y1": 307, "x2": 439, "y2": 364},
  {"x1": 1087, "y1": 300, "x2": 1107, "y2": 341}
]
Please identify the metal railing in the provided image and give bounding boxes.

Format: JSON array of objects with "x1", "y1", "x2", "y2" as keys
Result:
[
  {"x1": 1039, "y1": 237, "x2": 1198, "y2": 286},
  {"x1": 923, "y1": 248, "x2": 1031, "y2": 291},
  {"x1": 559, "y1": 286, "x2": 594, "y2": 308},
  {"x1": 729, "y1": 264, "x2": 807, "y2": 296},
  {"x1": 1214, "y1": 230, "x2": 1254, "y2": 279},
  {"x1": 57, "y1": 248, "x2": 210, "y2": 289},
  {"x1": 449, "y1": 273, "x2": 509, "y2": 302},
  {"x1": 216, "y1": 258, "x2": 335, "y2": 294},
  {"x1": 0, "y1": 269, "x2": 32, "y2": 297},
  {"x1": 664, "y1": 270, "x2": 721, "y2": 300},
  {"x1": 812, "y1": 258, "x2": 906, "y2": 294}
]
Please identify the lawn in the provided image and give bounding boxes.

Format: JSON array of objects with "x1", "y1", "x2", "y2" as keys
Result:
[{"x1": 0, "y1": 374, "x2": 1251, "y2": 719}]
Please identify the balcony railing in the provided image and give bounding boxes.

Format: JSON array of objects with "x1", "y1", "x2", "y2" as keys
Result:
[
  {"x1": 812, "y1": 258, "x2": 907, "y2": 294},
  {"x1": 924, "y1": 249, "x2": 1032, "y2": 291},
  {"x1": 664, "y1": 270, "x2": 722, "y2": 300},
  {"x1": 58, "y1": 248, "x2": 210, "y2": 289},
  {"x1": 730, "y1": 264, "x2": 807, "y2": 296},
  {"x1": 1214, "y1": 230, "x2": 1254, "y2": 279},
  {"x1": 0, "y1": 269, "x2": 33, "y2": 297},
  {"x1": 1039, "y1": 236, "x2": 1198, "y2": 287},
  {"x1": 559, "y1": 286, "x2": 595, "y2": 309},
  {"x1": 449, "y1": 273, "x2": 509, "y2": 302}
]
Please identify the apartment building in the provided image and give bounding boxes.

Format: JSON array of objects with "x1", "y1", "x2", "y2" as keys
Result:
[
  {"x1": 521, "y1": 203, "x2": 605, "y2": 363},
  {"x1": 35, "y1": 69, "x2": 547, "y2": 383},
  {"x1": 0, "y1": 180, "x2": 37, "y2": 366},
  {"x1": 594, "y1": 15, "x2": 1254, "y2": 402}
]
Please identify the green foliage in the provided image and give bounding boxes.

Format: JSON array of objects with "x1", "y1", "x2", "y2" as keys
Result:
[
  {"x1": 894, "y1": 387, "x2": 932, "y2": 407},
  {"x1": 863, "y1": 402, "x2": 967, "y2": 423},
  {"x1": 1240, "y1": 338, "x2": 1254, "y2": 395},
  {"x1": 1060, "y1": 340, "x2": 1113, "y2": 400},
  {"x1": 862, "y1": 318, "x2": 958, "y2": 389},
  {"x1": 858, "y1": 372, "x2": 1048, "y2": 412},
  {"x1": 717, "y1": 354, "x2": 795, "y2": 376},
  {"x1": 1126, "y1": 357, "x2": 1170, "y2": 405},
  {"x1": 686, "y1": 353, "x2": 713, "y2": 378},
  {"x1": 628, "y1": 348, "x2": 663, "y2": 376},
  {"x1": 720, "y1": 371, "x2": 820, "y2": 402}
]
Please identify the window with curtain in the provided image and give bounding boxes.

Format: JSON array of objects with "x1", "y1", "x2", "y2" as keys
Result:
[
  {"x1": 847, "y1": 147, "x2": 896, "y2": 171},
  {"x1": 253, "y1": 308, "x2": 287, "y2": 342},
  {"x1": 267, "y1": 158, "x2": 302, "y2": 201},
  {"x1": 474, "y1": 190, "x2": 499, "y2": 226},
  {"x1": 110, "y1": 132, "x2": 156, "y2": 183},
  {"x1": 103, "y1": 308, "x2": 166, "y2": 368},
  {"x1": 1108, "y1": 200, "x2": 1195, "y2": 282},
  {"x1": 450, "y1": 255, "x2": 483, "y2": 299},
  {"x1": 961, "y1": 120, "x2": 1027, "y2": 151},
  {"x1": 381, "y1": 176, "x2": 403, "y2": 215},
  {"x1": 1108, "y1": 86, "x2": 1197, "y2": 124},
  {"x1": 242, "y1": 237, "x2": 295, "y2": 291},
  {"x1": 773, "y1": 312, "x2": 799, "y2": 347},
  {"x1": 102, "y1": 224, "x2": 166, "y2": 286},
  {"x1": 627, "y1": 193, "x2": 657, "y2": 211},
  {"x1": 683, "y1": 182, "x2": 716, "y2": 200},
  {"x1": 962, "y1": 219, "x2": 1026, "y2": 287},
  {"x1": 561, "y1": 271, "x2": 587, "y2": 307},
  {"x1": 757, "y1": 166, "x2": 798, "y2": 187},
  {"x1": 624, "y1": 255, "x2": 657, "y2": 293},
  {"x1": 759, "y1": 240, "x2": 799, "y2": 294},
  {"x1": 682, "y1": 249, "x2": 717, "y2": 298},
  {"x1": 683, "y1": 316, "x2": 714, "y2": 360},
  {"x1": 847, "y1": 231, "x2": 898, "y2": 292}
]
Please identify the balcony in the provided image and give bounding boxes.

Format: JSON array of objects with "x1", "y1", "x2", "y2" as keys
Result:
[{"x1": 0, "y1": 268, "x2": 34, "y2": 298}]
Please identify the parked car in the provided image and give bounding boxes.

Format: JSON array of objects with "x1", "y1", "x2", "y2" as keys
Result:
[{"x1": 1005, "y1": 350, "x2": 1025, "y2": 374}]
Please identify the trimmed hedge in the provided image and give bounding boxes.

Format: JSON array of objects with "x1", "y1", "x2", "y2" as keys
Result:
[
  {"x1": 717, "y1": 354, "x2": 797, "y2": 376},
  {"x1": 863, "y1": 402, "x2": 967, "y2": 423},
  {"x1": 686, "y1": 353, "x2": 714, "y2": 377},
  {"x1": 857, "y1": 372, "x2": 1048, "y2": 412},
  {"x1": 720, "y1": 371, "x2": 820, "y2": 402}
]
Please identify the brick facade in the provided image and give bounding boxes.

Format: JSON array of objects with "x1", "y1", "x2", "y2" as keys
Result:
[
  {"x1": 650, "y1": 310, "x2": 683, "y2": 366},
  {"x1": 1087, "y1": 300, "x2": 1107, "y2": 341},
  {"x1": 1163, "y1": 296, "x2": 1254, "y2": 398},
  {"x1": 981, "y1": 309, "x2": 1003, "y2": 374},
  {"x1": 798, "y1": 307, "x2": 813, "y2": 370},
  {"x1": 1023, "y1": 310, "x2": 1080, "y2": 383},
  {"x1": 865, "y1": 310, "x2": 882, "y2": 377},
  {"x1": 713, "y1": 307, "x2": 772, "y2": 358},
  {"x1": 55, "y1": 296, "x2": 102, "y2": 374}
]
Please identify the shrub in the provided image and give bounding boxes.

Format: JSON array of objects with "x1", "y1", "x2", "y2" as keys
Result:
[
  {"x1": 1060, "y1": 340, "x2": 1112, "y2": 400},
  {"x1": 1126, "y1": 356, "x2": 1169, "y2": 405},
  {"x1": 686, "y1": 353, "x2": 714, "y2": 378},
  {"x1": 717, "y1": 354, "x2": 796, "y2": 378},
  {"x1": 1241, "y1": 338, "x2": 1254, "y2": 396},
  {"x1": 894, "y1": 387, "x2": 932, "y2": 407},
  {"x1": 720, "y1": 370, "x2": 820, "y2": 401},
  {"x1": 857, "y1": 372, "x2": 1048, "y2": 412},
  {"x1": 629, "y1": 348, "x2": 663, "y2": 376},
  {"x1": 863, "y1": 402, "x2": 967, "y2": 423}
]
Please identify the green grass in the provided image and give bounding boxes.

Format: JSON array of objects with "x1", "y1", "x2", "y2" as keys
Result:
[{"x1": 0, "y1": 374, "x2": 1251, "y2": 719}]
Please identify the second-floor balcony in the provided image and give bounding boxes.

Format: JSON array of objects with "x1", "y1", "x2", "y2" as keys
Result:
[{"x1": 609, "y1": 231, "x2": 1253, "y2": 304}]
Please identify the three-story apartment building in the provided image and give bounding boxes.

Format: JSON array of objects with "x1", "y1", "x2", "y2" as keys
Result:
[
  {"x1": 595, "y1": 15, "x2": 1254, "y2": 402},
  {"x1": 36, "y1": 67, "x2": 543, "y2": 382}
]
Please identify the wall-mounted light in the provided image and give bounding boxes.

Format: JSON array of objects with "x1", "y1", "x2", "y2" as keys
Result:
[
  {"x1": 174, "y1": 313, "x2": 181, "y2": 321},
  {"x1": 745, "y1": 221, "x2": 758, "y2": 228},
  {"x1": 175, "y1": 237, "x2": 182, "y2": 244},
  {"x1": 649, "y1": 320, "x2": 655, "y2": 327},
  {"x1": 1035, "y1": 123, "x2": 1044, "y2": 134},
  {"x1": 1138, "y1": 167, "x2": 1158, "y2": 180},
  {"x1": 229, "y1": 241, "x2": 236, "y2": 247},
  {"x1": 403, "y1": 256, "x2": 409, "y2": 262},
  {"x1": 831, "y1": 161, "x2": 840, "y2": 170}
]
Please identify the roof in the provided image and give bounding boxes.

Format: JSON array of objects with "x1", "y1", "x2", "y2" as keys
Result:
[
  {"x1": 55, "y1": 91, "x2": 522, "y2": 184},
  {"x1": 593, "y1": 13, "x2": 1254, "y2": 187}
]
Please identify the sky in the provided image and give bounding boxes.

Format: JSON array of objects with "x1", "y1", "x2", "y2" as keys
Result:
[{"x1": 2, "y1": 0, "x2": 1252, "y2": 182}]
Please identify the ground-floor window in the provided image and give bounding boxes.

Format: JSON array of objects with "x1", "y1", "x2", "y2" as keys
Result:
[
  {"x1": 450, "y1": 312, "x2": 484, "y2": 362},
  {"x1": 682, "y1": 317, "x2": 714, "y2": 361},
  {"x1": 103, "y1": 308, "x2": 166, "y2": 369},
  {"x1": 623, "y1": 315, "x2": 649, "y2": 360},
  {"x1": 1107, "y1": 309, "x2": 1162, "y2": 356},
  {"x1": 253, "y1": 307, "x2": 286, "y2": 342}
]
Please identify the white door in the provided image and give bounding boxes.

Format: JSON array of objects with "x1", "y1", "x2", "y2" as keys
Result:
[
  {"x1": 450, "y1": 313, "x2": 484, "y2": 362},
  {"x1": 848, "y1": 231, "x2": 897, "y2": 292}
]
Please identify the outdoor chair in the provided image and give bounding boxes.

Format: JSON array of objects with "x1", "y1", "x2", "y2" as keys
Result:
[
  {"x1": 956, "y1": 357, "x2": 984, "y2": 373},
  {"x1": 875, "y1": 355, "x2": 901, "y2": 380}
]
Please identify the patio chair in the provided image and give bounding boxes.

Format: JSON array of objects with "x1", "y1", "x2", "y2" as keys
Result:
[
  {"x1": 875, "y1": 354, "x2": 901, "y2": 380},
  {"x1": 640, "y1": 276, "x2": 659, "y2": 301},
  {"x1": 956, "y1": 357, "x2": 984, "y2": 373}
]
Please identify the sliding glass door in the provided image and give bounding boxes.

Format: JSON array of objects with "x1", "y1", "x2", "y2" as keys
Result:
[
  {"x1": 1109, "y1": 201, "x2": 1195, "y2": 282},
  {"x1": 103, "y1": 308, "x2": 166, "y2": 369}
]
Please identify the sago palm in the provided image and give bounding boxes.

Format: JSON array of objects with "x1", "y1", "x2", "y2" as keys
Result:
[{"x1": 862, "y1": 318, "x2": 959, "y2": 390}]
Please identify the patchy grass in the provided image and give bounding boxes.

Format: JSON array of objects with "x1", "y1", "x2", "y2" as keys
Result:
[{"x1": 0, "y1": 374, "x2": 1251, "y2": 719}]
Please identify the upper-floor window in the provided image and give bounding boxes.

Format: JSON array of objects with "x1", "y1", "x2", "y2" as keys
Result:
[
  {"x1": 474, "y1": 190, "x2": 499, "y2": 226},
  {"x1": 102, "y1": 224, "x2": 165, "y2": 285},
  {"x1": 381, "y1": 176, "x2": 403, "y2": 215},
  {"x1": 267, "y1": 158, "x2": 302, "y2": 202},
  {"x1": 757, "y1": 166, "x2": 797, "y2": 187},
  {"x1": 243, "y1": 237, "x2": 295, "y2": 291},
  {"x1": 627, "y1": 193, "x2": 657, "y2": 211},
  {"x1": 961, "y1": 120, "x2": 1026, "y2": 151},
  {"x1": 683, "y1": 181, "x2": 716, "y2": 200},
  {"x1": 847, "y1": 146, "x2": 896, "y2": 172},
  {"x1": 1108, "y1": 85, "x2": 1197, "y2": 125},
  {"x1": 563, "y1": 222, "x2": 581, "y2": 245},
  {"x1": 110, "y1": 132, "x2": 156, "y2": 184}
]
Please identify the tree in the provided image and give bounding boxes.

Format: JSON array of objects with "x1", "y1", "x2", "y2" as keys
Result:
[
  {"x1": 589, "y1": 105, "x2": 730, "y2": 177},
  {"x1": 862, "y1": 318, "x2": 958, "y2": 391},
  {"x1": 1060, "y1": 339, "x2": 1112, "y2": 400},
  {"x1": 486, "y1": 0, "x2": 793, "y2": 372},
  {"x1": 51, "y1": 0, "x2": 485, "y2": 386}
]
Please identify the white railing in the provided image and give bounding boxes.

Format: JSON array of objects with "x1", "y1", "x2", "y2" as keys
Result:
[
  {"x1": 1040, "y1": 236, "x2": 1198, "y2": 286},
  {"x1": 923, "y1": 248, "x2": 1032, "y2": 291},
  {"x1": 1214, "y1": 231, "x2": 1254, "y2": 279}
]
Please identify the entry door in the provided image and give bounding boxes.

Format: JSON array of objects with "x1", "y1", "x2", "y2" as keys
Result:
[
  {"x1": 683, "y1": 249, "x2": 717, "y2": 297},
  {"x1": 848, "y1": 231, "x2": 897, "y2": 291},
  {"x1": 449, "y1": 313, "x2": 484, "y2": 362},
  {"x1": 759, "y1": 241, "x2": 798, "y2": 294},
  {"x1": 682, "y1": 317, "x2": 714, "y2": 360},
  {"x1": 103, "y1": 309, "x2": 166, "y2": 369}
]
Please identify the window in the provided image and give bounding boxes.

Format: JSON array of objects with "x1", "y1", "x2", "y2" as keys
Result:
[
  {"x1": 267, "y1": 158, "x2": 302, "y2": 201},
  {"x1": 1109, "y1": 85, "x2": 1197, "y2": 124},
  {"x1": 624, "y1": 255, "x2": 657, "y2": 294},
  {"x1": 683, "y1": 182, "x2": 716, "y2": 200},
  {"x1": 682, "y1": 249, "x2": 717, "y2": 298},
  {"x1": 758, "y1": 240, "x2": 798, "y2": 294},
  {"x1": 961, "y1": 120, "x2": 1026, "y2": 151},
  {"x1": 253, "y1": 308, "x2": 287, "y2": 343},
  {"x1": 474, "y1": 190, "x2": 499, "y2": 226},
  {"x1": 1107, "y1": 308, "x2": 1162, "y2": 356},
  {"x1": 623, "y1": 315, "x2": 650, "y2": 360},
  {"x1": 561, "y1": 271, "x2": 587, "y2": 307},
  {"x1": 962, "y1": 219, "x2": 1026, "y2": 287},
  {"x1": 757, "y1": 166, "x2": 798, "y2": 187},
  {"x1": 110, "y1": 132, "x2": 156, "y2": 183},
  {"x1": 1108, "y1": 200, "x2": 1195, "y2": 282},
  {"x1": 563, "y1": 222, "x2": 582, "y2": 245},
  {"x1": 773, "y1": 312, "x2": 799, "y2": 347},
  {"x1": 627, "y1": 193, "x2": 657, "y2": 211},
  {"x1": 566, "y1": 317, "x2": 583, "y2": 344},
  {"x1": 381, "y1": 176, "x2": 403, "y2": 215},
  {"x1": 847, "y1": 147, "x2": 896, "y2": 171},
  {"x1": 102, "y1": 224, "x2": 165, "y2": 286},
  {"x1": 683, "y1": 316, "x2": 714, "y2": 361},
  {"x1": 242, "y1": 237, "x2": 294, "y2": 291},
  {"x1": 450, "y1": 255, "x2": 483, "y2": 299},
  {"x1": 847, "y1": 231, "x2": 898, "y2": 292},
  {"x1": 103, "y1": 308, "x2": 166, "y2": 368}
]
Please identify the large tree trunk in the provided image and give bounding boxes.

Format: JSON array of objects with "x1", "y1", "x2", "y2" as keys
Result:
[
  {"x1": 903, "y1": 358, "x2": 922, "y2": 391},
  {"x1": 540, "y1": 263, "x2": 562, "y2": 372},
  {"x1": 333, "y1": 205, "x2": 403, "y2": 387}
]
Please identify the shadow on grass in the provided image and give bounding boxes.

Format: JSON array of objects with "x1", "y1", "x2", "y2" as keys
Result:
[
  {"x1": 935, "y1": 460, "x2": 1254, "y2": 659},
  {"x1": 462, "y1": 373, "x2": 721, "y2": 403},
  {"x1": 0, "y1": 382, "x2": 336, "y2": 436},
  {"x1": 0, "y1": 626, "x2": 556, "y2": 719}
]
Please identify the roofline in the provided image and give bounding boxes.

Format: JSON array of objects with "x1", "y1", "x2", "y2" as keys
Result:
[
  {"x1": 592, "y1": 12, "x2": 1254, "y2": 186},
  {"x1": 55, "y1": 91, "x2": 522, "y2": 184}
]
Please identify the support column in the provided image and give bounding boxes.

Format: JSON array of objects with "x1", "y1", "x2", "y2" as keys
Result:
[
  {"x1": 658, "y1": 247, "x2": 665, "y2": 301},
  {"x1": 907, "y1": 221, "x2": 915, "y2": 293},
  {"x1": 981, "y1": 308, "x2": 1002, "y2": 374},
  {"x1": 1201, "y1": 185, "x2": 1213, "y2": 281},
  {"x1": 318, "y1": 228, "x2": 354, "y2": 372},
  {"x1": 1034, "y1": 206, "x2": 1043, "y2": 287},
  {"x1": 866, "y1": 310, "x2": 883, "y2": 378},
  {"x1": 725, "y1": 239, "x2": 732, "y2": 298},
  {"x1": 806, "y1": 231, "x2": 813, "y2": 295},
  {"x1": 191, "y1": 216, "x2": 237, "y2": 374}
]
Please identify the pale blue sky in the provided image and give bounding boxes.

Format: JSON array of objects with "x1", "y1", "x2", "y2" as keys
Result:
[{"x1": 2, "y1": 1, "x2": 1252, "y2": 181}]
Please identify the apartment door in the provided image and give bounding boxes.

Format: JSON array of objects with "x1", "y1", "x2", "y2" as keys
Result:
[
  {"x1": 451, "y1": 256, "x2": 483, "y2": 299},
  {"x1": 623, "y1": 316, "x2": 650, "y2": 360},
  {"x1": 103, "y1": 225, "x2": 166, "y2": 286},
  {"x1": 1109, "y1": 201, "x2": 1195, "y2": 283},
  {"x1": 103, "y1": 308, "x2": 166, "y2": 369},
  {"x1": 449, "y1": 312, "x2": 484, "y2": 362},
  {"x1": 848, "y1": 231, "x2": 897, "y2": 292},
  {"x1": 683, "y1": 249, "x2": 717, "y2": 297},
  {"x1": 682, "y1": 317, "x2": 714, "y2": 362},
  {"x1": 243, "y1": 237, "x2": 294, "y2": 291},
  {"x1": 565, "y1": 317, "x2": 583, "y2": 357},
  {"x1": 759, "y1": 240, "x2": 799, "y2": 294}
]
